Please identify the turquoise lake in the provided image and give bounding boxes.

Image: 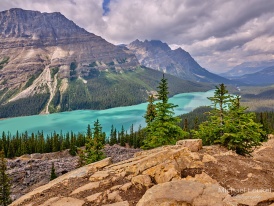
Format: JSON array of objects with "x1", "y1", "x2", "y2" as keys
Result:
[{"x1": 0, "y1": 90, "x2": 214, "y2": 136}]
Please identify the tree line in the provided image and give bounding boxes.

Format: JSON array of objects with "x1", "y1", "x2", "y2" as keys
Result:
[{"x1": 0, "y1": 123, "x2": 146, "y2": 159}]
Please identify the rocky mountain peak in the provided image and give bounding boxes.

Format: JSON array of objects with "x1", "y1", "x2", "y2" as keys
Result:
[
  {"x1": 130, "y1": 39, "x2": 170, "y2": 51},
  {"x1": 0, "y1": 8, "x2": 140, "y2": 114},
  {"x1": 145, "y1": 39, "x2": 170, "y2": 51},
  {"x1": 127, "y1": 39, "x2": 232, "y2": 83},
  {"x1": 0, "y1": 8, "x2": 88, "y2": 39},
  {"x1": 174, "y1": 47, "x2": 188, "y2": 54}
]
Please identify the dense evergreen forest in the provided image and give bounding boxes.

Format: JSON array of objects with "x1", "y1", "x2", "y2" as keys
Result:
[
  {"x1": 0, "y1": 94, "x2": 50, "y2": 118},
  {"x1": 0, "y1": 123, "x2": 146, "y2": 158}
]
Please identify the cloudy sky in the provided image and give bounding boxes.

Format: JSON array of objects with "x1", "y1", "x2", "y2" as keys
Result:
[{"x1": 1, "y1": 0, "x2": 274, "y2": 73}]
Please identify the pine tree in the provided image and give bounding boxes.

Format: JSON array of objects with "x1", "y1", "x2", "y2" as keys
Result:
[
  {"x1": 77, "y1": 148, "x2": 86, "y2": 167},
  {"x1": 143, "y1": 74, "x2": 187, "y2": 149},
  {"x1": 0, "y1": 150, "x2": 11, "y2": 206},
  {"x1": 129, "y1": 124, "x2": 134, "y2": 147},
  {"x1": 109, "y1": 125, "x2": 117, "y2": 146},
  {"x1": 136, "y1": 125, "x2": 143, "y2": 148},
  {"x1": 183, "y1": 118, "x2": 188, "y2": 132},
  {"x1": 69, "y1": 133, "x2": 77, "y2": 156},
  {"x1": 50, "y1": 162, "x2": 57, "y2": 181},
  {"x1": 87, "y1": 124, "x2": 92, "y2": 139},
  {"x1": 193, "y1": 117, "x2": 199, "y2": 131},
  {"x1": 219, "y1": 96, "x2": 265, "y2": 155},
  {"x1": 120, "y1": 126, "x2": 126, "y2": 146},
  {"x1": 85, "y1": 119, "x2": 105, "y2": 164},
  {"x1": 208, "y1": 83, "x2": 231, "y2": 136},
  {"x1": 194, "y1": 86, "x2": 266, "y2": 155}
]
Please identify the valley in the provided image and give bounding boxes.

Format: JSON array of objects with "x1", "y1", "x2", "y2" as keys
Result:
[
  {"x1": 0, "y1": 6, "x2": 274, "y2": 206},
  {"x1": 0, "y1": 8, "x2": 214, "y2": 119}
]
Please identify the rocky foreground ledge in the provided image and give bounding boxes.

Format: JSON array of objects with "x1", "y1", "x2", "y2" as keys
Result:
[
  {"x1": 10, "y1": 139, "x2": 274, "y2": 206},
  {"x1": 7, "y1": 145, "x2": 141, "y2": 200}
]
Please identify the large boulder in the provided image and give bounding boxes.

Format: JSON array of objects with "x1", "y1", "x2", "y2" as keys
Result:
[{"x1": 136, "y1": 179, "x2": 230, "y2": 206}]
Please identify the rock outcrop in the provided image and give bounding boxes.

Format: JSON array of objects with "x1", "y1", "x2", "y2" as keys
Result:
[{"x1": 10, "y1": 139, "x2": 274, "y2": 206}]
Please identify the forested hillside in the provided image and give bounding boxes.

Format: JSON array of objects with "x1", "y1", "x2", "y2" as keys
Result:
[{"x1": 0, "y1": 67, "x2": 212, "y2": 118}]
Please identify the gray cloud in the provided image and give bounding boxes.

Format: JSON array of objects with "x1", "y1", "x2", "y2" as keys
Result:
[{"x1": 1, "y1": 0, "x2": 274, "y2": 72}]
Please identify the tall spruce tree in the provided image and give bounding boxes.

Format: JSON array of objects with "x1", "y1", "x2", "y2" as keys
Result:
[
  {"x1": 109, "y1": 125, "x2": 117, "y2": 146},
  {"x1": 208, "y1": 83, "x2": 231, "y2": 136},
  {"x1": 143, "y1": 74, "x2": 187, "y2": 149},
  {"x1": 0, "y1": 150, "x2": 11, "y2": 206},
  {"x1": 85, "y1": 119, "x2": 105, "y2": 164},
  {"x1": 120, "y1": 126, "x2": 126, "y2": 146}
]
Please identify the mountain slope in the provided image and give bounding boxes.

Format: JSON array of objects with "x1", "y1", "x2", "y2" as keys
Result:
[
  {"x1": 233, "y1": 66, "x2": 274, "y2": 85},
  {"x1": 220, "y1": 60, "x2": 274, "y2": 77},
  {"x1": 127, "y1": 40, "x2": 232, "y2": 84},
  {"x1": 0, "y1": 9, "x2": 212, "y2": 118},
  {"x1": 0, "y1": 66, "x2": 212, "y2": 118}
]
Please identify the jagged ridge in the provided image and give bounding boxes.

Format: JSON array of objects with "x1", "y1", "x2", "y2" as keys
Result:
[{"x1": 127, "y1": 39, "x2": 233, "y2": 84}]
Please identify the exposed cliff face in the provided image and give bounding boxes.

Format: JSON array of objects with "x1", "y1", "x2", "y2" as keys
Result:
[
  {"x1": 127, "y1": 39, "x2": 232, "y2": 84},
  {"x1": 0, "y1": 8, "x2": 138, "y2": 91}
]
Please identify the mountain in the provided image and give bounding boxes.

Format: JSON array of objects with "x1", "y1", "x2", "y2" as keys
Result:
[
  {"x1": 220, "y1": 60, "x2": 274, "y2": 77},
  {"x1": 233, "y1": 66, "x2": 274, "y2": 85},
  {"x1": 0, "y1": 8, "x2": 212, "y2": 118},
  {"x1": 127, "y1": 39, "x2": 232, "y2": 84}
]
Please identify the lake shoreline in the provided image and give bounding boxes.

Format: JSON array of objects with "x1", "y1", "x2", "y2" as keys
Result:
[{"x1": 0, "y1": 90, "x2": 215, "y2": 136}]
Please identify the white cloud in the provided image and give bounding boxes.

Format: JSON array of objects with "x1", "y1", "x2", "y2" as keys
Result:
[{"x1": 1, "y1": 0, "x2": 274, "y2": 72}]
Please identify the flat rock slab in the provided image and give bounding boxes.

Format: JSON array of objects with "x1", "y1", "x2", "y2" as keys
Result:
[
  {"x1": 70, "y1": 181, "x2": 100, "y2": 195},
  {"x1": 89, "y1": 170, "x2": 110, "y2": 181},
  {"x1": 103, "y1": 201, "x2": 130, "y2": 206},
  {"x1": 176, "y1": 139, "x2": 202, "y2": 152},
  {"x1": 85, "y1": 192, "x2": 102, "y2": 202},
  {"x1": 48, "y1": 197, "x2": 85, "y2": 206}
]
